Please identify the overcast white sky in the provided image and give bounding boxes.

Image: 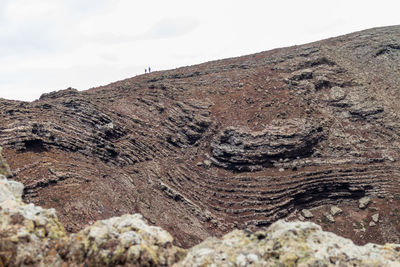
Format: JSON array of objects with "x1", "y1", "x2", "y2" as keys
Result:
[{"x1": 0, "y1": 0, "x2": 399, "y2": 101}]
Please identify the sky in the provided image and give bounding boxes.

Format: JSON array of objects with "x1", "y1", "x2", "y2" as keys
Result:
[{"x1": 0, "y1": 0, "x2": 399, "y2": 101}]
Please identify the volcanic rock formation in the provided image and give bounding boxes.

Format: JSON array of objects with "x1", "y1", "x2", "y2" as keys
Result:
[
  {"x1": 210, "y1": 118, "x2": 325, "y2": 171},
  {"x1": 1, "y1": 26, "x2": 400, "y2": 248},
  {"x1": 0, "y1": 174, "x2": 185, "y2": 266},
  {"x1": 1, "y1": 173, "x2": 399, "y2": 266}
]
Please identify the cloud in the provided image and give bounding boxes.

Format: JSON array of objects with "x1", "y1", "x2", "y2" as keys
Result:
[
  {"x1": 90, "y1": 17, "x2": 199, "y2": 44},
  {"x1": 0, "y1": 22, "x2": 59, "y2": 57},
  {"x1": 0, "y1": 1, "x2": 63, "y2": 58},
  {"x1": 0, "y1": 0, "x2": 120, "y2": 58},
  {"x1": 0, "y1": 1, "x2": 8, "y2": 22},
  {"x1": 63, "y1": 0, "x2": 118, "y2": 18},
  {"x1": 143, "y1": 17, "x2": 199, "y2": 39}
]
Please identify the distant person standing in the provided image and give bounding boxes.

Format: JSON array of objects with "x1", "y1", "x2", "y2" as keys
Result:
[
  {"x1": 148, "y1": 67, "x2": 151, "y2": 73},
  {"x1": 145, "y1": 69, "x2": 147, "y2": 74}
]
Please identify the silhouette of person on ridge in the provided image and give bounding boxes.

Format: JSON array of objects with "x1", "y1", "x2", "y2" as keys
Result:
[{"x1": 148, "y1": 67, "x2": 151, "y2": 73}]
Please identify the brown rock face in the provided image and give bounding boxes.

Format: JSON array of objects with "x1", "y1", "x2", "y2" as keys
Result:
[
  {"x1": 1, "y1": 26, "x2": 400, "y2": 247},
  {"x1": 210, "y1": 118, "x2": 325, "y2": 171}
]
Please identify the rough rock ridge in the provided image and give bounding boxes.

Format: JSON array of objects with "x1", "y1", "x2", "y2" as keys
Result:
[
  {"x1": 1, "y1": 172, "x2": 400, "y2": 266},
  {"x1": 177, "y1": 221, "x2": 400, "y2": 267},
  {"x1": 0, "y1": 173, "x2": 184, "y2": 266},
  {"x1": 0, "y1": 175, "x2": 67, "y2": 266}
]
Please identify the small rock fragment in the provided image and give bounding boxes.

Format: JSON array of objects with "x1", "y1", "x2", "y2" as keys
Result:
[
  {"x1": 329, "y1": 86, "x2": 347, "y2": 102},
  {"x1": 358, "y1": 197, "x2": 371, "y2": 209},
  {"x1": 369, "y1": 207, "x2": 379, "y2": 212},
  {"x1": 369, "y1": 221, "x2": 376, "y2": 227},
  {"x1": 330, "y1": 206, "x2": 343, "y2": 216},
  {"x1": 323, "y1": 213, "x2": 335, "y2": 223},
  {"x1": 301, "y1": 209, "x2": 314, "y2": 219},
  {"x1": 372, "y1": 213, "x2": 379, "y2": 223},
  {"x1": 203, "y1": 160, "x2": 212, "y2": 168}
]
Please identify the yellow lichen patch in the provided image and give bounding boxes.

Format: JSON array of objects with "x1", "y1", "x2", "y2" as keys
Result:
[
  {"x1": 280, "y1": 252, "x2": 299, "y2": 267},
  {"x1": 45, "y1": 220, "x2": 67, "y2": 240}
]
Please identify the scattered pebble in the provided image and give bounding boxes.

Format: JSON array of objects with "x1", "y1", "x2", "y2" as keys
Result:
[
  {"x1": 323, "y1": 213, "x2": 335, "y2": 223},
  {"x1": 203, "y1": 160, "x2": 212, "y2": 168},
  {"x1": 330, "y1": 206, "x2": 343, "y2": 216},
  {"x1": 369, "y1": 207, "x2": 379, "y2": 212},
  {"x1": 372, "y1": 213, "x2": 379, "y2": 223},
  {"x1": 301, "y1": 209, "x2": 314, "y2": 219},
  {"x1": 358, "y1": 197, "x2": 371, "y2": 209}
]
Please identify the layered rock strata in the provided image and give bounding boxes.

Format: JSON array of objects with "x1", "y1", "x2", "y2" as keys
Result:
[
  {"x1": 210, "y1": 118, "x2": 325, "y2": 171},
  {"x1": 0, "y1": 26, "x2": 400, "y2": 247}
]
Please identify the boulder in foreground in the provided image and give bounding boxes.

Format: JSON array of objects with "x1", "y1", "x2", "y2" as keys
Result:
[
  {"x1": 176, "y1": 221, "x2": 400, "y2": 267},
  {"x1": 0, "y1": 175, "x2": 185, "y2": 266}
]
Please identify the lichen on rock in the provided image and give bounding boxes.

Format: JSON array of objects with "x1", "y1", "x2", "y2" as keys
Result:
[
  {"x1": 176, "y1": 220, "x2": 400, "y2": 267},
  {"x1": 63, "y1": 214, "x2": 186, "y2": 266},
  {"x1": 0, "y1": 175, "x2": 67, "y2": 266},
  {"x1": 0, "y1": 167, "x2": 185, "y2": 266}
]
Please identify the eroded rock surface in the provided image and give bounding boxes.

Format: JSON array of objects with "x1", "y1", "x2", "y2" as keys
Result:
[
  {"x1": 0, "y1": 175, "x2": 67, "y2": 266},
  {"x1": 62, "y1": 214, "x2": 186, "y2": 266},
  {"x1": 0, "y1": 173, "x2": 185, "y2": 266},
  {"x1": 210, "y1": 119, "x2": 324, "y2": 171},
  {"x1": 177, "y1": 221, "x2": 400, "y2": 267}
]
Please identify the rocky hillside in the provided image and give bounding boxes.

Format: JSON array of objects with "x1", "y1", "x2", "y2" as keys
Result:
[
  {"x1": 1, "y1": 172, "x2": 399, "y2": 266},
  {"x1": 1, "y1": 25, "x2": 400, "y2": 248}
]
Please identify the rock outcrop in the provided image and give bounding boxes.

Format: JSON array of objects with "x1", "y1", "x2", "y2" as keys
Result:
[
  {"x1": 210, "y1": 118, "x2": 324, "y2": 171},
  {"x1": 177, "y1": 221, "x2": 400, "y2": 267},
  {"x1": 0, "y1": 171, "x2": 185, "y2": 266},
  {"x1": 62, "y1": 214, "x2": 186, "y2": 266},
  {"x1": 0, "y1": 175, "x2": 67, "y2": 266}
]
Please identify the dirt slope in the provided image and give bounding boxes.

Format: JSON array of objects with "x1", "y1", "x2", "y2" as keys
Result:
[{"x1": 1, "y1": 25, "x2": 400, "y2": 247}]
